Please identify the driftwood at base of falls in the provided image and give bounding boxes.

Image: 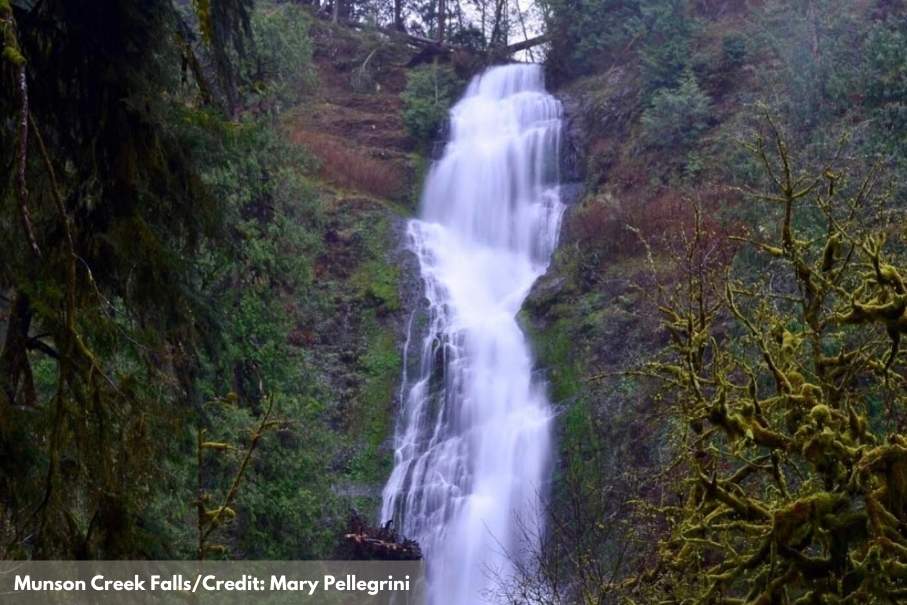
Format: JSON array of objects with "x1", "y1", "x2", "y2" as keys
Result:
[
  {"x1": 343, "y1": 533, "x2": 423, "y2": 560},
  {"x1": 341, "y1": 512, "x2": 422, "y2": 561}
]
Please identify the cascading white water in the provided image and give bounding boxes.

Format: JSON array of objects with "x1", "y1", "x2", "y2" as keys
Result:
[{"x1": 381, "y1": 64, "x2": 565, "y2": 604}]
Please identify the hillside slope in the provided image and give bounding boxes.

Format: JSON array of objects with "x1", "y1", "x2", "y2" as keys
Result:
[
  {"x1": 274, "y1": 18, "x2": 427, "y2": 542},
  {"x1": 520, "y1": 0, "x2": 907, "y2": 600}
]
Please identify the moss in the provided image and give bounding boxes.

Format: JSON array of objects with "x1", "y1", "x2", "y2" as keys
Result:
[
  {"x1": 351, "y1": 260, "x2": 401, "y2": 312},
  {"x1": 324, "y1": 220, "x2": 400, "y2": 483},
  {"x1": 3, "y1": 45, "x2": 25, "y2": 66},
  {"x1": 315, "y1": 196, "x2": 406, "y2": 493},
  {"x1": 526, "y1": 316, "x2": 585, "y2": 404},
  {"x1": 347, "y1": 313, "x2": 401, "y2": 484},
  {"x1": 523, "y1": 305, "x2": 609, "y2": 490},
  {"x1": 407, "y1": 153, "x2": 428, "y2": 210},
  {"x1": 347, "y1": 210, "x2": 403, "y2": 312},
  {"x1": 2, "y1": 0, "x2": 26, "y2": 68},
  {"x1": 560, "y1": 400, "x2": 602, "y2": 473}
]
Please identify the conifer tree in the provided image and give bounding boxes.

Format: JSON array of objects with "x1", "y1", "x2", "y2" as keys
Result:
[{"x1": 0, "y1": 0, "x2": 253, "y2": 558}]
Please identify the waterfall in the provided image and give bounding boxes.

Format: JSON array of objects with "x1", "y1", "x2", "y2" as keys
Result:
[{"x1": 381, "y1": 64, "x2": 565, "y2": 604}]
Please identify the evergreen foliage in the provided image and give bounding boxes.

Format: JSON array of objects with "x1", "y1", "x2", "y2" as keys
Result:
[
  {"x1": 400, "y1": 62, "x2": 462, "y2": 145},
  {"x1": 641, "y1": 69, "x2": 711, "y2": 150},
  {"x1": 539, "y1": 0, "x2": 642, "y2": 76},
  {"x1": 1, "y1": 0, "x2": 244, "y2": 558},
  {"x1": 244, "y1": 4, "x2": 315, "y2": 109},
  {"x1": 0, "y1": 0, "x2": 354, "y2": 560},
  {"x1": 637, "y1": 0, "x2": 695, "y2": 93}
]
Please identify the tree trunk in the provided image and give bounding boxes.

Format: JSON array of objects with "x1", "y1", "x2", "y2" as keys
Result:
[
  {"x1": 437, "y1": 0, "x2": 446, "y2": 44},
  {"x1": 490, "y1": 0, "x2": 507, "y2": 48},
  {"x1": 0, "y1": 292, "x2": 36, "y2": 411},
  {"x1": 513, "y1": 0, "x2": 534, "y2": 62},
  {"x1": 394, "y1": 0, "x2": 404, "y2": 31},
  {"x1": 502, "y1": 33, "x2": 549, "y2": 55}
]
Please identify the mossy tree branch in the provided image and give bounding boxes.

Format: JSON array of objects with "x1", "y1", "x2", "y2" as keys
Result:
[{"x1": 620, "y1": 120, "x2": 907, "y2": 603}]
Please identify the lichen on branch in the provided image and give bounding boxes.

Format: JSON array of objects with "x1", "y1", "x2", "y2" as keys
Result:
[{"x1": 623, "y1": 118, "x2": 907, "y2": 603}]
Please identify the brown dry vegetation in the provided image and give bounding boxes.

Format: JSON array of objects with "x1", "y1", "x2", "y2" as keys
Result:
[
  {"x1": 282, "y1": 19, "x2": 418, "y2": 203},
  {"x1": 292, "y1": 130, "x2": 405, "y2": 199},
  {"x1": 563, "y1": 186, "x2": 742, "y2": 272}
]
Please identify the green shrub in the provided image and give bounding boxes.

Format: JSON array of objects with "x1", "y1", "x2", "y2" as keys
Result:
[
  {"x1": 722, "y1": 33, "x2": 747, "y2": 67},
  {"x1": 244, "y1": 4, "x2": 315, "y2": 108},
  {"x1": 640, "y1": 70, "x2": 711, "y2": 150},
  {"x1": 401, "y1": 63, "x2": 462, "y2": 144},
  {"x1": 638, "y1": 0, "x2": 696, "y2": 92}
]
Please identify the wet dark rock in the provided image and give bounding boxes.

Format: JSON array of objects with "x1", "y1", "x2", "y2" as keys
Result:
[
  {"x1": 525, "y1": 274, "x2": 568, "y2": 317},
  {"x1": 558, "y1": 92, "x2": 587, "y2": 185}
]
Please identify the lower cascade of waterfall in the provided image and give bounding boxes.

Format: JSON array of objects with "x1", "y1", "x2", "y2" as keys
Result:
[{"x1": 381, "y1": 63, "x2": 565, "y2": 604}]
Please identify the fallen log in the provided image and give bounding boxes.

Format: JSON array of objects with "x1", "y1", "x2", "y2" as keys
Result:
[
  {"x1": 343, "y1": 533, "x2": 423, "y2": 560},
  {"x1": 503, "y1": 34, "x2": 551, "y2": 55},
  {"x1": 402, "y1": 32, "x2": 552, "y2": 56},
  {"x1": 341, "y1": 511, "x2": 423, "y2": 560}
]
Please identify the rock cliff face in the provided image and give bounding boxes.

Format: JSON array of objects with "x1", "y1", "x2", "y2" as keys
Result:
[{"x1": 525, "y1": 69, "x2": 654, "y2": 413}]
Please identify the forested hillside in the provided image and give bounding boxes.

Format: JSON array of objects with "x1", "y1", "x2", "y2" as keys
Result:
[{"x1": 522, "y1": 0, "x2": 907, "y2": 602}]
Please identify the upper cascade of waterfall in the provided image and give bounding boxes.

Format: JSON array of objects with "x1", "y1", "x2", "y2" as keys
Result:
[
  {"x1": 421, "y1": 64, "x2": 563, "y2": 262},
  {"x1": 464, "y1": 63, "x2": 546, "y2": 97}
]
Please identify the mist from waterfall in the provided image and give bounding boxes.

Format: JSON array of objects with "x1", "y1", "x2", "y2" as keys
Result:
[{"x1": 381, "y1": 63, "x2": 565, "y2": 604}]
